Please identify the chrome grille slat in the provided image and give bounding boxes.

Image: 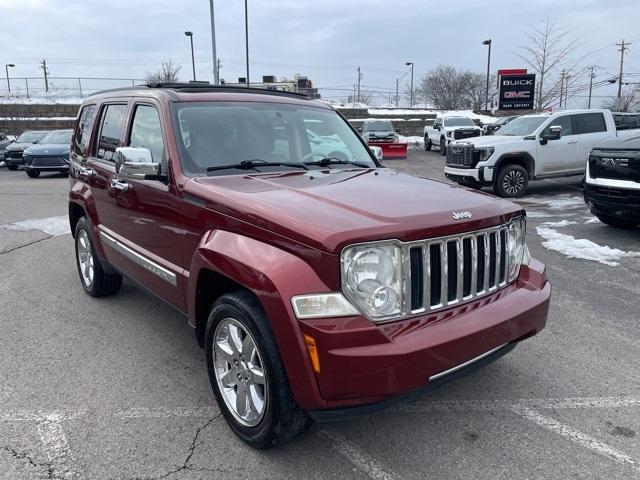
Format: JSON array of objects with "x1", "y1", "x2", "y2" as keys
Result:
[{"x1": 407, "y1": 223, "x2": 512, "y2": 316}]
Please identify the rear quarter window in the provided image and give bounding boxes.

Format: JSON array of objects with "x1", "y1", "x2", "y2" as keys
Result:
[
  {"x1": 574, "y1": 113, "x2": 606, "y2": 134},
  {"x1": 73, "y1": 105, "x2": 96, "y2": 156}
]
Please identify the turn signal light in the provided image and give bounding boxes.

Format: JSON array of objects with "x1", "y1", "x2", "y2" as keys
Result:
[{"x1": 304, "y1": 334, "x2": 321, "y2": 374}]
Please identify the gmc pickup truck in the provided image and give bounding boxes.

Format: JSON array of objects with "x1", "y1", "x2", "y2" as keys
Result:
[
  {"x1": 423, "y1": 115, "x2": 483, "y2": 155},
  {"x1": 68, "y1": 83, "x2": 550, "y2": 448},
  {"x1": 444, "y1": 109, "x2": 618, "y2": 197}
]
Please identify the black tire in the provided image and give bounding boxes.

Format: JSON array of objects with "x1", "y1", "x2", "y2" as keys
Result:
[
  {"x1": 596, "y1": 215, "x2": 639, "y2": 229},
  {"x1": 205, "y1": 291, "x2": 312, "y2": 449},
  {"x1": 74, "y1": 217, "x2": 122, "y2": 297},
  {"x1": 439, "y1": 137, "x2": 447, "y2": 156},
  {"x1": 6, "y1": 164, "x2": 18, "y2": 171},
  {"x1": 26, "y1": 169, "x2": 40, "y2": 178},
  {"x1": 424, "y1": 135, "x2": 432, "y2": 151},
  {"x1": 495, "y1": 164, "x2": 529, "y2": 198}
]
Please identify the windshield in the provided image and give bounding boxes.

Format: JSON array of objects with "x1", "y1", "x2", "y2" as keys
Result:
[
  {"x1": 443, "y1": 117, "x2": 476, "y2": 127},
  {"x1": 173, "y1": 102, "x2": 376, "y2": 176},
  {"x1": 16, "y1": 131, "x2": 46, "y2": 143},
  {"x1": 498, "y1": 116, "x2": 547, "y2": 136},
  {"x1": 363, "y1": 120, "x2": 394, "y2": 132},
  {"x1": 40, "y1": 130, "x2": 72, "y2": 144}
]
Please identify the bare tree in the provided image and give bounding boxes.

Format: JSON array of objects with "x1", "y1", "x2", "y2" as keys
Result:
[
  {"x1": 145, "y1": 60, "x2": 182, "y2": 84},
  {"x1": 601, "y1": 88, "x2": 639, "y2": 112},
  {"x1": 516, "y1": 18, "x2": 583, "y2": 109},
  {"x1": 463, "y1": 72, "x2": 497, "y2": 110}
]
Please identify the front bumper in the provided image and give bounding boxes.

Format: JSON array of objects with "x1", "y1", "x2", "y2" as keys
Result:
[
  {"x1": 583, "y1": 182, "x2": 640, "y2": 222},
  {"x1": 4, "y1": 155, "x2": 24, "y2": 167},
  {"x1": 24, "y1": 156, "x2": 70, "y2": 171},
  {"x1": 301, "y1": 259, "x2": 550, "y2": 419}
]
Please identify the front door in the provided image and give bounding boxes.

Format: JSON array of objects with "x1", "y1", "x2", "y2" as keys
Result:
[{"x1": 535, "y1": 115, "x2": 579, "y2": 175}]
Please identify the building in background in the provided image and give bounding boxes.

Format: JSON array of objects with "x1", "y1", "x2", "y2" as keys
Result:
[{"x1": 222, "y1": 74, "x2": 320, "y2": 99}]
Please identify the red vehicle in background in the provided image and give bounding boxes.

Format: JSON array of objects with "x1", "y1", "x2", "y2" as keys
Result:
[{"x1": 360, "y1": 119, "x2": 408, "y2": 159}]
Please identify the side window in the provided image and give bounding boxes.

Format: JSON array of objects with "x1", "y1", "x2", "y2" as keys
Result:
[
  {"x1": 129, "y1": 105, "x2": 165, "y2": 164},
  {"x1": 73, "y1": 105, "x2": 96, "y2": 156},
  {"x1": 543, "y1": 115, "x2": 573, "y2": 136},
  {"x1": 574, "y1": 113, "x2": 606, "y2": 134},
  {"x1": 94, "y1": 104, "x2": 127, "y2": 161}
]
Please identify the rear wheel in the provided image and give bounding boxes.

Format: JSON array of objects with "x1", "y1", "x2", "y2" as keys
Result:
[
  {"x1": 74, "y1": 217, "x2": 123, "y2": 297},
  {"x1": 205, "y1": 291, "x2": 312, "y2": 449},
  {"x1": 424, "y1": 135, "x2": 432, "y2": 151},
  {"x1": 596, "y1": 215, "x2": 639, "y2": 229},
  {"x1": 26, "y1": 169, "x2": 40, "y2": 178},
  {"x1": 495, "y1": 164, "x2": 529, "y2": 198},
  {"x1": 439, "y1": 137, "x2": 447, "y2": 156},
  {"x1": 6, "y1": 164, "x2": 18, "y2": 171}
]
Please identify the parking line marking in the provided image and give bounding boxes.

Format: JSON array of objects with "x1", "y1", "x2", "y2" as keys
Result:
[
  {"x1": 36, "y1": 412, "x2": 79, "y2": 480},
  {"x1": 318, "y1": 428, "x2": 397, "y2": 480},
  {"x1": 511, "y1": 405, "x2": 640, "y2": 473}
]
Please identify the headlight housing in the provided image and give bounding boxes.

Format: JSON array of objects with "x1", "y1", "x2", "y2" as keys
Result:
[
  {"x1": 446, "y1": 131, "x2": 453, "y2": 138},
  {"x1": 476, "y1": 147, "x2": 494, "y2": 162},
  {"x1": 507, "y1": 216, "x2": 526, "y2": 282},
  {"x1": 341, "y1": 243, "x2": 403, "y2": 322}
]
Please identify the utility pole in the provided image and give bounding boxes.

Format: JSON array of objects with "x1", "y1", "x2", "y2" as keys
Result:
[
  {"x1": 40, "y1": 59, "x2": 49, "y2": 93},
  {"x1": 559, "y1": 69, "x2": 565, "y2": 109},
  {"x1": 616, "y1": 39, "x2": 630, "y2": 98},
  {"x1": 356, "y1": 66, "x2": 361, "y2": 104},
  {"x1": 209, "y1": 0, "x2": 219, "y2": 85},
  {"x1": 244, "y1": 0, "x2": 250, "y2": 87},
  {"x1": 587, "y1": 66, "x2": 596, "y2": 109},
  {"x1": 564, "y1": 74, "x2": 571, "y2": 108}
]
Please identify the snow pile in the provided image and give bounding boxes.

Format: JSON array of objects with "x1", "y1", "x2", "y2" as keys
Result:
[
  {"x1": 399, "y1": 135, "x2": 425, "y2": 149},
  {"x1": 520, "y1": 195, "x2": 585, "y2": 211},
  {"x1": 0, "y1": 94, "x2": 83, "y2": 105},
  {"x1": 1, "y1": 216, "x2": 70, "y2": 236},
  {"x1": 536, "y1": 220, "x2": 640, "y2": 266}
]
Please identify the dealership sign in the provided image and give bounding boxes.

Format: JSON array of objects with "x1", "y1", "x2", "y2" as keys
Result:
[{"x1": 499, "y1": 74, "x2": 536, "y2": 110}]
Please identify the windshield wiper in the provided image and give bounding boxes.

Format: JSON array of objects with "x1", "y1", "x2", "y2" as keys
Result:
[
  {"x1": 206, "y1": 159, "x2": 308, "y2": 172},
  {"x1": 304, "y1": 157, "x2": 371, "y2": 168}
]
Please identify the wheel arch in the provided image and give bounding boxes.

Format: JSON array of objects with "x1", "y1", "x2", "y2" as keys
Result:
[
  {"x1": 68, "y1": 201, "x2": 86, "y2": 239},
  {"x1": 494, "y1": 152, "x2": 536, "y2": 179}
]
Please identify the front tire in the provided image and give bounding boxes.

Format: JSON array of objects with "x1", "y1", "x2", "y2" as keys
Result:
[
  {"x1": 205, "y1": 291, "x2": 311, "y2": 449},
  {"x1": 495, "y1": 164, "x2": 529, "y2": 198},
  {"x1": 424, "y1": 135, "x2": 432, "y2": 151},
  {"x1": 6, "y1": 163, "x2": 18, "y2": 171},
  {"x1": 439, "y1": 137, "x2": 447, "y2": 156},
  {"x1": 26, "y1": 169, "x2": 40, "y2": 178},
  {"x1": 596, "y1": 214, "x2": 639, "y2": 229},
  {"x1": 74, "y1": 217, "x2": 123, "y2": 297}
]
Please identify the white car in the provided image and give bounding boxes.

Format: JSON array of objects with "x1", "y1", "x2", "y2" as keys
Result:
[
  {"x1": 444, "y1": 109, "x2": 618, "y2": 197},
  {"x1": 423, "y1": 116, "x2": 483, "y2": 155}
]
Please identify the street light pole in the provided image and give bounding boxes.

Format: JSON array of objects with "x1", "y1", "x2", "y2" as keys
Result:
[
  {"x1": 209, "y1": 0, "x2": 219, "y2": 84},
  {"x1": 5, "y1": 64, "x2": 14, "y2": 93},
  {"x1": 482, "y1": 39, "x2": 492, "y2": 110},
  {"x1": 185, "y1": 31, "x2": 196, "y2": 82},
  {"x1": 405, "y1": 62, "x2": 414, "y2": 107},
  {"x1": 244, "y1": 0, "x2": 250, "y2": 87}
]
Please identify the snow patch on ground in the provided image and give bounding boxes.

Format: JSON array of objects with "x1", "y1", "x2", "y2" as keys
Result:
[
  {"x1": 584, "y1": 217, "x2": 601, "y2": 224},
  {"x1": 1, "y1": 216, "x2": 70, "y2": 236},
  {"x1": 399, "y1": 135, "x2": 425, "y2": 149},
  {"x1": 536, "y1": 220, "x2": 640, "y2": 266},
  {"x1": 519, "y1": 195, "x2": 585, "y2": 211}
]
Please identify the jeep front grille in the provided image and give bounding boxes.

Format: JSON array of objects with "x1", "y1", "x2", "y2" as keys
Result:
[{"x1": 404, "y1": 225, "x2": 509, "y2": 314}]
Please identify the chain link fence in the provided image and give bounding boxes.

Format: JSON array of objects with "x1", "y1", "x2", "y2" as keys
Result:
[{"x1": 0, "y1": 77, "x2": 146, "y2": 99}]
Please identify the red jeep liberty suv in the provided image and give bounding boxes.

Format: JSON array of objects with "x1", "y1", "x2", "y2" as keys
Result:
[{"x1": 68, "y1": 83, "x2": 550, "y2": 448}]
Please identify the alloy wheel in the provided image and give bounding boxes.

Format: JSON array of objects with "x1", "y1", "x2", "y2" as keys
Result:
[
  {"x1": 77, "y1": 230, "x2": 94, "y2": 288},
  {"x1": 213, "y1": 318, "x2": 267, "y2": 427},
  {"x1": 502, "y1": 170, "x2": 525, "y2": 195}
]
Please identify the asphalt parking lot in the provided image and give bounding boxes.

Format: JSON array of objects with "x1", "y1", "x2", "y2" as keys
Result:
[{"x1": 1, "y1": 150, "x2": 639, "y2": 480}]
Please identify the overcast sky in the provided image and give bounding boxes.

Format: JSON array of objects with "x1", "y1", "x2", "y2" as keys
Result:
[{"x1": 1, "y1": 0, "x2": 639, "y2": 107}]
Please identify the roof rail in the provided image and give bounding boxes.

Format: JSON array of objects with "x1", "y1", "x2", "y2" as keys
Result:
[{"x1": 145, "y1": 82, "x2": 310, "y2": 99}]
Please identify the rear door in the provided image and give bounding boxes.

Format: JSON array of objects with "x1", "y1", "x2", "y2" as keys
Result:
[
  {"x1": 573, "y1": 112, "x2": 610, "y2": 171},
  {"x1": 535, "y1": 114, "x2": 579, "y2": 175}
]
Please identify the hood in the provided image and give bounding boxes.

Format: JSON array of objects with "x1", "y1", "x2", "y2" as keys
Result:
[
  {"x1": 5, "y1": 142, "x2": 34, "y2": 152},
  {"x1": 187, "y1": 168, "x2": 522, "y2": 253},
  {"x1": 24, "y1": 144, "x2": 70, "y2": 155},
  {"x1": 452, "y1": 135, "x2": 524, "y2": 148}
]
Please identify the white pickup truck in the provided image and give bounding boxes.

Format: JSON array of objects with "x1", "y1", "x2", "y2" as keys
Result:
[
  {"x1": 444, "y1": 109, "x2": 618, "y2": 197},
  {"x1": 423, "y1": 116, "x2": 483, "y2": 155}
]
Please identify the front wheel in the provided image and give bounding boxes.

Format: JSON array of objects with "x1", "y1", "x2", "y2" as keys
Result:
[
  {"x1": 495, "y1": 164, "x2": 529, "y2": 198},
  {"x1": 596, "y1": 214, "x2": 639, "y2": 229},
  {"x1": 74, "y1": 217, "x2": 123, "y2": 296},
  {"x1": 439, "y1": 137, "x2": 447, "y2": 156},
  {"x1": 26, "y1": 169, "x2": 40, "y2": 178},
  {"x1": 205, "y1": 291, "x2": 311, "y2": 449},
  {"x1": 424, "y1": 135, "x2": 432, "y2": 151},
  {"x1": 6, "y1": 163, "x2": 18, "y2": 171}
]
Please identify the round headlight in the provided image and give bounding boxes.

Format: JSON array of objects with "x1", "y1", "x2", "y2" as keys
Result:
[
  {"x1": 507, "y1": 217, "x2": 526, "y2": 281},
  {"x1": 347, "y1": 248, "x2": 395, "y2": 298}
]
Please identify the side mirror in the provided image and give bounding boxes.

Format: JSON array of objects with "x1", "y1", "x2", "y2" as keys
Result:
[
  {"x1": 114, "y1": 146, "x2": 160, "y2": 180},
  {"x1": 396, "y1": 129, "x2": 403, "y2": 135},
  {"x1": 434, "y1": 125, "x2": 440, "y2": 131},
  {"x1": 541, "y1": 125, "x2": 562, "y2": 143}
]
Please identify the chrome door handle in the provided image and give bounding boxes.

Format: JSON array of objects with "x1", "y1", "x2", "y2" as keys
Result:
[
  {"x1": 110, "y1": 178, "x2": 130, "y2": 192},
  {"x1": 78, "y1": 166, "x2": 93, "y2": 178},
  {"x1": 567, "y1": 140, "x2": 578, "y2": 144}
]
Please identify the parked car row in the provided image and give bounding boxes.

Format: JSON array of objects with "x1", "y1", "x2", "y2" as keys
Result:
[{"x1": 1, "y1": 129, "x2": 72, "y2": 177}]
